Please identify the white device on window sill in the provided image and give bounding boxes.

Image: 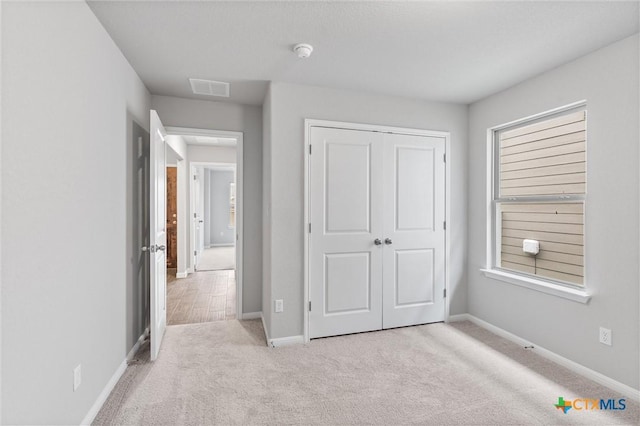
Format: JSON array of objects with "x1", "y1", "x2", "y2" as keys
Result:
[{"x1": 523, "y1": 239, "x2": 540, "y2": 255}]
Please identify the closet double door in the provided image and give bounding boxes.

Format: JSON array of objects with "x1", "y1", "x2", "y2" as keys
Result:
[{"x1": 309, "y1": 126, "x2": 446, "y2": 339}]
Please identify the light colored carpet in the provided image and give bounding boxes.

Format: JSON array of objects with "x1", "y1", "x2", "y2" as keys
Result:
[
  {"x1": 197, "y1": 246, "x2": 235, "y2": 271},
  {"x1": 93, "y1": 320, "x2": 639, "y2": 425}
]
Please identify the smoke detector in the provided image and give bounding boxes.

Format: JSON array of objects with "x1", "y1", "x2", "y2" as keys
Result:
[{"x1": 293, "y1": 43, "x2": 313, "y2": 59}]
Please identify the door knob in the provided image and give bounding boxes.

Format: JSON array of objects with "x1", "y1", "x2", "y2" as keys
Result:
[
  {"x1": 141, "y1": 246, "x2": 149, "y2": 252},
  {"x1": 374, "y1": 238, "x2": 382, "y2": 246},
  {"x1": 385, "y1": 238, "x2": 393, "y2": 245},
  {"x1": 156, "y1": 245, "x2": 166, "y2": 251}
]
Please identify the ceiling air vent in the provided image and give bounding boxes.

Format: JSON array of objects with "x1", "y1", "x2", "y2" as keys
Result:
[{"x1": 189, "y1": 78, "x2": 230, "y2": 97}]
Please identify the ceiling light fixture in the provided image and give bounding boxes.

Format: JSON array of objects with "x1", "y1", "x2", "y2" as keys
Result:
[{"x1": 293, "y1": 43, "x2": 313, "y2": 59}]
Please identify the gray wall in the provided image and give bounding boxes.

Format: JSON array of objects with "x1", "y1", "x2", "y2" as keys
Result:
[
  {"x1": 468, "y1": 34, "x2": 639, "y2": 389},
  {"x1": 265, "y1": 82, "x2": 468, "y2": 339},
  {"x1": 2, "y1": 2, "x2": 151, "y2": 424},
  {"x1": 151, "y1": 95, "x2": 263, "y2": 314},
  {"x1": 262, "y1": 87, "x2": 273, "y2": 334},
  {"x1": 207, "y1": 170, "x2": 235, "y2": 246}
]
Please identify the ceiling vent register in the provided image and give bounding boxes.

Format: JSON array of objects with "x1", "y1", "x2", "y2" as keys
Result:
[{"x1": 189, "y1": 78, "x2": 230, "y2": 97}]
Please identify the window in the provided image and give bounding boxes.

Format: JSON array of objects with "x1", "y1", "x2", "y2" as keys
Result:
[{"x1": 491, "y1": 105, "x2": 586, "y2": 287}]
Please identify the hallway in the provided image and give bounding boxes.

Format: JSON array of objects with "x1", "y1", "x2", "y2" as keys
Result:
[{"x1": 166, "y1": 269, "x2": 236, "y2": 325}]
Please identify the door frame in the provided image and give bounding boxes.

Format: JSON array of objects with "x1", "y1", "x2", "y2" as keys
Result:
[
  {"x1": 190, "y1": 161, "x2": 237, "y2": 257},
  {"x1": 165, "y1": 126, "x2": 244, "y2": 320},
  {"x1": 303, "y1": 119, "x2": 451, "y2": 343}
]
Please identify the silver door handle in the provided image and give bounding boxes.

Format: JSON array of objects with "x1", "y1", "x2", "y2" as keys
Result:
[
  {"x1": 141, "y1": 246, "x2": 149, "y2": 252},
  {"x1": 385, "y1": 238, "x2": 393, "y2": 245},
  {"x1": 156, "y1": 245, "x2": 166, "y2": 251},
  {"x1": 199, "y1": 220, "x2": 204, "y2": 223},
  {"x1": 374, "y1": 238, "x2": 382, "y2": 246}
]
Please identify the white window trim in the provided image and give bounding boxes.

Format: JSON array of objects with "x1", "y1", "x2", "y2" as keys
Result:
[
  {"x1": 483, "y1": 100, "x2": 591, "y2": 304},
  {"x1": 480, "y1": 269, "x2": 591, "y2": 304}
]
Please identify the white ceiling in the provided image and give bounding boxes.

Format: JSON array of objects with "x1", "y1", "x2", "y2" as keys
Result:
[{"x1": 87, "y1": 1, "x2": 639, "y2": 106}]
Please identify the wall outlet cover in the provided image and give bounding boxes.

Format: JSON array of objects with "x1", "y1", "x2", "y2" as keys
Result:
[
  {"x1": 599, "y1": 327, "x2": 612, "y2": 346},
  {"x1": 275, "y1": 299, "x2": 284, "y2": 313}
]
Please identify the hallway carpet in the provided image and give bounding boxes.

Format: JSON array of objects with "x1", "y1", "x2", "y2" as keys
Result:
[
  {"x1": 93, "y1": 320, "x2": 639, "y2": 425},
  {"x1": 197, "y1": 246, "x2": 235, "y2": 271}
]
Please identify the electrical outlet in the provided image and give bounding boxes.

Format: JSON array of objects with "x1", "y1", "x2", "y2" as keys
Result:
[
  {"x1": 274, "y1": 299, "x2": 284, "y2": 313},
  {"x1": 599, "y1": 327, "x2": 612, "y2": 346},
  {"x1": 73, "y1": 364, "x2": 82, "y2": 391}
]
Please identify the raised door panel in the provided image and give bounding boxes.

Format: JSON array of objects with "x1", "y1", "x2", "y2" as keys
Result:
[
  {"x1": 325, "y1": 252, "x2": 371, "y2": 314},
  {"x1": 325, "y1": 143, "x2": 371, "y2": 234},
  {"x1": 396, "y1": 147, "x2": 435, "y2": 231},
  {"x1": 395, "y1": 249, "x2": 434, "y2": 306}
]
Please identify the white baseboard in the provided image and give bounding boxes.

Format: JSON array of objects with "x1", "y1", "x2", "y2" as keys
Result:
[
  {"x1": 80, "y1": 359, "x2": 127, "y2": 425},
  {"x1": 211, "y1": 243, "x2": 234, "y2": 247},
  {"x1": 126, "y1": 329, "x2": 148, "y2": 361},
  {"x1": 187, "y1": 267, "x2": 194, "y2": 274},
  {"x1": 259, "y1": 313, "x2": 303, "y2": 347},
  {"x1": 241, "y1": 311, "x2": 261, "y2": 320},
  {"x1": 270, "y1": 335, "x2": 305, "y2": 347},
  {"x1": 175, "y1": 270, "x2": 189, "y2": 279},
  {"x1": 261, "y1": 313, "x2": 271, "y2": 346},
  {"x1": 446, "y1": 313, "x2": 470, "y2": 323},
  {"x1": 457, "y1": 314, "x2": 640, "y2": 402},
  {"x1": 82, "y1": 329, "x2": 147, "y2": 425}
]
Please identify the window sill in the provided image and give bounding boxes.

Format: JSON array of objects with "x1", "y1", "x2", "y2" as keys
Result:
[{"x1": 480, "y1": 269, "x2": 591, "y2": 304}]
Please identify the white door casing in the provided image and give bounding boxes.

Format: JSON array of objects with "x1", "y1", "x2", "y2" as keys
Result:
[
  {"x1": 382, "y1": 133, "x2": 446, "y2": 329},
  {"x1": 309, "y1": 127, "x2": 384, "y2": 338},
  {"x1": 149, "y1": 110, "x2": 167, "y2": 360},
  {"x1": 308, "y1": 124, "x2": 447, "y2": 339}
]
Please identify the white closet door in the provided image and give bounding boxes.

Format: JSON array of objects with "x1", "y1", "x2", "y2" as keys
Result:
[
  {"x1": 382, "y1": 133, "x2": 446, "y2": 329},
  {"x1": 309, "y1": 127, "x2": 384, "y2": 338}
]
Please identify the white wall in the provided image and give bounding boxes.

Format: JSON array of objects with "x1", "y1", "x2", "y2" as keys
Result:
[
  {"x1": 2, "y1": 2, "x2": 151, "y2": 424},
  {"x1": 265, "y1": 82, "x2": 468, "y2": 339},
  {"x1": 152, "y1": 95, "x2": 263, "y2": 314},
  {"x1": 468, "y1": 34, "x2": 639, "y2": 389}
]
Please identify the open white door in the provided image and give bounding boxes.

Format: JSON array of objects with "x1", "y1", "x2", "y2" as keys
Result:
[
  {"x1": 149, "y1": 110, "x2": 167, "y2": 361},
  {"x1": 192, "y1": 167, "x2": 205, "y2": 270}
]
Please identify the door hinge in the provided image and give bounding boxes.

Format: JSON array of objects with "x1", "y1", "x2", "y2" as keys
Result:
[
  {"x1": 308, "y1": 223, "x2": 311, "y2": 233},
  {"x1": 194, "y1": 250, "x2": 197, "y2": 256},
  {"x1": 443, "y1": 221, "x2": 446, "y2": 230},
  {"x1": 309, "y1": 301, "x2": 311, "y2": 311},
  {"x1": 443, "y1": 153, "x2": 446, "y2": 162},
  {"x1": 194, "y1": 213, "x2": 197, "y2": 218},
  {"x1": 444, "y1": 289, "x2": 447, "y2": 298},
  {"x1": 193, "y1": 175, "x2": 197, "y2": 180},
  {"x1": 309, "y1": 145, "x2": 312, "y2": 155}
]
